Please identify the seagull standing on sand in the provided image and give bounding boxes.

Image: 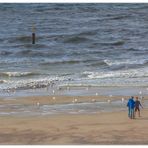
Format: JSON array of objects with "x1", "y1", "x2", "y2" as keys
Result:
[
  {"x1": 107, "y1": 99, "x2": 111, "y2": 103},
  {"x1": 74, "y1": 98, "x2": 77, "y2": 103},
  {"x1": 139, "y1": 91, "x2": 143, "y2": 100},
  {"x1": 37, "y1": 102, "x2": 40, "y2": 107},
  {"x1": 122, "y1": 98, "x2": 125, "y2": 103},
  {"x1": 72, "y1": 98, "x2": 77, "y2": 103},
  {"x1": 107, "y1": 94, "x2": 112, "y2": 103},
  {"x1": 92, "y1": 99, "x2": 96, "y2": 102}
]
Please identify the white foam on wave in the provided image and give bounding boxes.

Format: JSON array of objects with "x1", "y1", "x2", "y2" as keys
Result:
[
  {"x1": 104, "y1": 59, "x2": 147, "y2": 66},
  {"x1": 83, "y1": 68, "x2": 148, "y2": 79},
  {"x1": 0, "y1": 75, "x2": 70, "y2": 91},
  {"x1": 0, "y1": 80, "x2": 7, "y2": 83},
  {"x1": 0, "y1": 72, "x2": 35, "y2": 77}
]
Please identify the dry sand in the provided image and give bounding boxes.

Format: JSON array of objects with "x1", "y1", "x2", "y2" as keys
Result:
[{"x1": 0, "y1": 95, "x2": 147, "y2": 145}]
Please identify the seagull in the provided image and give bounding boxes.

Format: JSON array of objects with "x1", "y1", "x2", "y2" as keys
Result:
[
  {"x1": 107, "y1": 99, "x2": 111, "y2": 103},
  {"x1": 92, "y1": 99, "x2": 96, "y2": 102},
  {"x1": 122, "y1": 98, "x2": 124, "y2": 102},
  {"x1": 74, "y1": 99, "x2": 77, "y2": 102},
  {"x1": 52, "y1": 90, "x2": 55, "y2": 94},
  {"x1": 139, "y1": 91, "x2": 142, "y2": 95},
  {"x1": 37, "y1": 102, "x2": 40, "y2": 106},
  {"x1": 96, "y1": 93, "x2": 98, "y2": 96}
]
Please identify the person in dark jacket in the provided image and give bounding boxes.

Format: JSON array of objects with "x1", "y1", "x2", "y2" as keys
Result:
[
  {"x1": 135, "y1": 96, "x2": 143, "y2": 117},
  {"x1": 127, "y1": 96, "x2": 135, "y2": 119}
]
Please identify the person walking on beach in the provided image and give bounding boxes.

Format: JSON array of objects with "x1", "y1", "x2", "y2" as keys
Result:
[
  {"x1": 135, "y1": 96, "x2": 143, "y2": 117},
  {"x1": 127, "y1": 96, "x2": 135, "y2": 119}
]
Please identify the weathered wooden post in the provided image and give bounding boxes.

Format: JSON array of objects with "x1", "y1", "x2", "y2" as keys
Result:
[{"x1": 32, "y1": 24, "x2": 36, "y2": 44}]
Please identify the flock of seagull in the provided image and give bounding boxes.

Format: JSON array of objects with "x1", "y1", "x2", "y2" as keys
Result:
[
  {"x1": 35, "y1": 86, "x2": 145, "y2": 108},
  {"x1": 3, "y1": 84, "x2": 146, "y2": 108}
]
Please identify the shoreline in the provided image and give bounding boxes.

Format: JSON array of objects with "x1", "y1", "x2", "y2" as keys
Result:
[
  {"x1": 0, "y1": 94, "x2": 147, "y2": 105},
  {"x1": 1, "y1": 85, "x2": 148, "y2": 99},
  {"x1": 0, "y1": 95, "x2": 133, "y2": 106},
  {"x1": 0, "y1": 94, "x2": 147, "y2": 117},
  {"x1": 0, "y1": 95, "x2": 129, "y2": 116}
]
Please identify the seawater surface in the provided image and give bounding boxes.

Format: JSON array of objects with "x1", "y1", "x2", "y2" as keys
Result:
[{"x1": 0, "y1": 4, "x2": 148, "y2": 96}]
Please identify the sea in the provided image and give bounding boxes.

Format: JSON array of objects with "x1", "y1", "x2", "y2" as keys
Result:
[{"x1": 0, "y1": 3, "x2": 148, "y2": 97}]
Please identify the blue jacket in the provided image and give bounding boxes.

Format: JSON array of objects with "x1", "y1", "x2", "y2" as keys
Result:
[{"x1": 127, "y1": 98, "x2": 135, "y2": 109}]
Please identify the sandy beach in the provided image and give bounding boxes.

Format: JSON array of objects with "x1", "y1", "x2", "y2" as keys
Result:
[
  {"x1": 0, "y1": 95, "x2": 147, "y2": 145},
  {"x1": 0, "y1": 3, "x2": 148, "y2": 145}
]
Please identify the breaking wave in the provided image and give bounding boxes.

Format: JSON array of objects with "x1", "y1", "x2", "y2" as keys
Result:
[
  {"x1": 0, "y1": 72, "x2": 37, "y2": 77},
  {"x1": 83, "y1": 68, "x2": 148, "y2": 79}
]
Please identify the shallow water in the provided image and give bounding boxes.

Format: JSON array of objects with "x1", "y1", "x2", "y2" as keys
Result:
[{"x1": 0, "y1": 99, "x2": 147, "y2": 117}]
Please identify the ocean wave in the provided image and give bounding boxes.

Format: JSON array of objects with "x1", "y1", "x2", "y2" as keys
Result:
[
  {"x1": 39, "y1": 59, "x2": 93, "y2": 65},
  {"x1": 0, "y1": 80, "x2": 7, "y2": 84},
  {"x1": 88, "y1": 61, "x2": 108, "y2": 67},
  {"x1": 8, "y1": 36, "x2": 31, "y2": 43},
  {"x1": 100, "y1": 40, "x2": 125, "y2": 46},
  {"x1": 83, "y1": 68, "x2": 148, "y2": 79},
  {"x1": 0, "y1": 51, "x2": 12, "y2": 56},
  {"x1": 16, "y1": 49, "x2": 48, "y2": 57},
  {"x1": 5, "y1": 36, "x2": 45, "y2": 44},
  {"x1": 0, "y1": 76, "x2": 71, "y2": 91},
  {"x1": 40, "y1": 60, "x2": 81, "y2": 65},
  {"x1": 63, "y1": 36, "x2": 91, "y2": 44},
  {"x1": 104, "y1": 59, "x2": 148, "y2": 66},
  {"x1": 0, "y1": 72, "x2": 37, "y2": 77},
  {"x1": 15, "y1": 43, "x2": 49, "y2": 49},
  {"x1": 109, "y1": 15, "x2": 129, "y2": 20},
  {"x1": 78, "y1": 29, "x2": 98, "y2": 36}
]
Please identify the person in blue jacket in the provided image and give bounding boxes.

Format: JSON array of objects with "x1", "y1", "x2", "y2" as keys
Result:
[{"x1": 127, "y1": 96, "x2": 135, "y2": 119}]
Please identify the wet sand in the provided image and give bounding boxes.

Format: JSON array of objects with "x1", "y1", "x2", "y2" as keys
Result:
[
  {"x1": 0, "y1": 95, "x2": 147, "y2": 144},
  {"x1": 0, "y1": 95, "x2": 131, "y2": 105}
]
